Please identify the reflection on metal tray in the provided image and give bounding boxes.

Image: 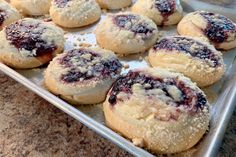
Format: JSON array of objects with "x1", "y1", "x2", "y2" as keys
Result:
[{"x1": 1, "y1": 1, "x2": 236, "y2": 157}]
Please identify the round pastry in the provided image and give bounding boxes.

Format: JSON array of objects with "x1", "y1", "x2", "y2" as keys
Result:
[
  {"x1": 177, "y1": 11, "x2": 236, "y2": 50},
  {"x1": 95, "y1": 12, "x2": 159, "y2": 55},
  {"x1": 50, "y1": 0, "x2": 101, "y2": 28},
  {"x1": 148, "y1": 36, "x2": 225, "y2": 87},
  {"x1": 11, "y1": 0, "x2": 51, "y2": 16},
  {"x1": 0, "y1": 18, "x2": 64, "y2": 69},
  {"x1": 104, "y1": 68, "x2": 210, "y2": 154},
  {"x1": 0, "y1": 0, "x2": 22, "y2": 30},
  {"x1": 132, "y1": 0, "x2": 183, "y2": 26},
  {"x1": 44, "y1": 47, "x2": 122, "y2": 105},
  {"x1": 96, "y1": 0, "x2": 132, "y2": 10}
]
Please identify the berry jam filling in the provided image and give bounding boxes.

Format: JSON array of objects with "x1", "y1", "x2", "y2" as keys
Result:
[
  {"x1": 200, "y1": 12, "x2": 236, "y2": 43},
  {"x1": 54, "y1": 0, "x2": 70, "y2": 8},
  {"x1": 113, "y1": 15, "x2": 155, "y2": 35},
  {"x1": 154, "y1": 0, "x2": 175, "y2": 17},
  {"x1": 153, "y1": 37, "x2": 220, "y2": 67},
  {"x1": 108, "y1": 71, "x2": 207, "y2": 112},
  {"x1": 59, "y1": 49, "x2": 122, "y2": 83},
  {"x1": 5, "y1": 21, "x2": 57, "y2": 57},
  {"x1": 0, "y1": 10, "x2": 6, "y2": 26}
]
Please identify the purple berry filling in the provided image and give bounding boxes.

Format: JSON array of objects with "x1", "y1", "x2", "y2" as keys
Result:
[
  {"x1": 54, "y1": 0, "x2": 70, "y2": 8},
  {"x1": 114, "y1": 15, "x2": 155, "y2": 35},
  {"x1": 153, "y1": 37, "x2": 220, "y2": 67},
  {"x1": 108, "y1": 71, "x2": 207, "y2": 112},
  {"x1": 60, "y1": 49, "x2": 122, "y2": 83},
  {"x1": 154, "y1": 0, "x2": 176, "y2": 25},
  {"x1": 200, "y1": 12, "x2": 236, "y2": 43},
  {"x1": 0, "y1": 10, "x2": 6, "y2": 26},
  {"x1": 5, "y1": 21, "x2": 57, "y2": 57}
]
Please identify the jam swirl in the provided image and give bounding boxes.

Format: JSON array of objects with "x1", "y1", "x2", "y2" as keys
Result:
[
  {"x1": 5, "y1": 20, "x2": 57, "y2": 57},
  {"x1": 113, "y1": 15, "x2": 155, "y2": 36},
  {"x1": 200, "y1": 12, "x2": 236, "y2": 43},
  {"x1": 54, "y1": 0, "x2": 70, "y2": 8},
  {"x1": 108, "y1": 71, "x2": 207, "y2": 113},
  {"x1": 0, "y1": 10, "x2": 6, "y2": 26},
  {"x1": 59, "y1": 49, "x2": 122, "y2": 83},
  {"x1": 153, "y1": 36, "x2": 221, "y2": 67}
]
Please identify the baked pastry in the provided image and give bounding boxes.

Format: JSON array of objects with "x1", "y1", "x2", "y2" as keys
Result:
[
  {"x1": 0, "y1": 18, "x2": 64, "y2": 69},
  {"x1": 44, "y1": 47, "x2": 122, "y2": 105},
  {"x1": 0, "y1": 0, "x2": 22, "y2": 30},
  {"x1": 11, "y1": 0, "x2": 51, "y2": 16},
  {"x1": 50, "y1": 0, "x2": 101, "y2": 28},
  {"x1": 177, "y1": 11, "x2": 236, "y2": 50},
  {"x1": 95, "y1": 12, "x2": 159, "y2": 55},
  {"x1": 132, "y1": 0, "x2": 183, "y2": 26},
  {"x1": 96, "y1": 0, "x2": 132, "y2": 10},
  {"x1": 104, "y1": 68, "x2": 210, "y2": 154},
  {"x1": 148, "y1": 36, "x2": 225, "y2": 87}
]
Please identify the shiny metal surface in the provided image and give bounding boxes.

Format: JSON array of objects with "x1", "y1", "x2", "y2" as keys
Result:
[{"x1": 0, "y1": 1, "x2": 236, "y2": 156}]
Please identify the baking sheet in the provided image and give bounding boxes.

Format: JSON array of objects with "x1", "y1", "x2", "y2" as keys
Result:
[{"x1": 1, "y1": 1, "x2": 236, "y2": 157}]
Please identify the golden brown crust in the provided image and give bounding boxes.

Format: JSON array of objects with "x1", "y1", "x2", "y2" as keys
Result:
[{"x1": 96, "y1": 0, "x2": 132, "y2": 9}]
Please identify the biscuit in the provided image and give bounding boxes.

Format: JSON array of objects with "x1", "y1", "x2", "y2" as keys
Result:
[
  {"x1": 104, "y1": 68, "x2": 210, "y2": 154},
  {"x1": 44, "y1": 47, "x2": 122, "y2": 105},
  {"x1": 0, "y1": 18, "x2": 64, "y2": 69},
  {"x1": 95, "y1": 12, "x2": 159, "y2": 54},
  {"x1": 132, "y1": 0, "x2": 183, "y2": 26},
  {"x1": 148, "y1": 36, "x2": 225, "y2": 87},
  {"x1": 0, "y1": 0, "x2": 22, "y2": 30},
  {"x1": 177, "y1": 11, "x2": 236, "y2": 50},
  {"x1": 96, "y1": 0, "x2": 132, "y2": 10},
  {"x1": 11, "y1": 0, "x2": 51, "y2": 16},
  {"x1": 50, "y1": 0, "x2": 101, "y2": 28}
]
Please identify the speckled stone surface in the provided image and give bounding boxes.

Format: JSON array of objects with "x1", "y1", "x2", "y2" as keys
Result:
[{"x1": 0, "y1": 72, "x2": 235, "y2": 157}]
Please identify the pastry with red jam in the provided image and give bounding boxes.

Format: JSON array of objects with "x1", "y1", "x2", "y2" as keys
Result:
[
  {"x1": 50, "y1": 0, "x2": 101, "y2": 28},
  {"x1": 95, "y1": 12, "x2": 159, "y2": 55},
  {"x1": 44, "y1": 47, "x2": 122, "y2": 105},
  {"x1": 149, "y1": 36, "x2": 225, "y2": 87},
  {"x1": 177, "y1": 11, "x2": 236, "y2": 50},
  {"x1": 0, "y1": 18, "x2": 64, "y2": 69},
  {"x1": 103, "y1": 68, "x2": 209, "y2": 154},
  {"x1": 132, "y1": 0, "x2": 183, "y2": 26},
  {"x1": 0, "y1": 0, "x2": 21, "y2": 30}
]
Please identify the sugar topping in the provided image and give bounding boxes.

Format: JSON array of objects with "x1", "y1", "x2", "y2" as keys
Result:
[
  {"x1": 153, "y1": 36, "x2": 222, "y2": 67},
  {"x1": 54, "y1": 0, "x2": 70, "y2": 8},
  {"x1": 59, "y1": 48, "x2": 122, "y2": 83}
]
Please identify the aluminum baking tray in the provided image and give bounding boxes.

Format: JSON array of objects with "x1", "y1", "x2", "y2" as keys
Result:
[{"x1": 1, "y1": 1, "x2": 236, "y2": 156}]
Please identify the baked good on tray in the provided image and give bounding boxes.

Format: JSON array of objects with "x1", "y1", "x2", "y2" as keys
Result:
[
  {"x1": 50, "y1": 0, "x2": 101, "y2": 28},
  {"x1": 103, "y1": 68, "x2": 210, "y2": 154},
  {"x1": 95, "y1": 12, "x2": 159, "y2": 55},
  {"x1": 132, "y1": 0, "x2": 183, "y2": 26},
  {"x1": 96, "y1": 0, "x2": 132, "y2": 10},
  {"x1": 0, "y1": 0, "x2": 22, "y2": 30},
  {"x1": 177, "y1": 11, "x2": 236, "y2": 50},
  {"x1": 11, "y1": 0, "x2": 51, "y2": 16},
  {"x1": 148, "y1": 36, "x2": 225, "y2": 87},
  {"x1": 0, "y1": 18, "x2": 64, "y2": 69},
  {"x1": 44, "y1": 47, "x2": 122, "y2": 105}
]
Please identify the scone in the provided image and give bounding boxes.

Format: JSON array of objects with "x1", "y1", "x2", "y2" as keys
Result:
[
  {"x1": 44, "y1": 47, "x2": 122, "y2": 105},
  {"x1": 132, "y1": 0, "x2": 183, "y2": 26},
  {"x1": 0, "y1": 0, "x2": 22, "y2": 30},
  {"x1": 104, "y1": 68, "x2": 209, "y2": 154},
  {"x1": 11, "y1": 0, "x2": 51, "y2": 16},
  {"x1": 148, "y1": 36, "x2": 225, "y2": 87},
  {"x1": 50, "y1": 0, "x2": 101, "y2": 28},
  {"x1": 177, "y1": 11, "x2": 236, "y2": 50},
  {"x1": 95, "y1": 12, "x2": 159, "y2": 54},
  {"x1": 96, "y1": 0, "x2": 132, "y2": 10},
  {"x1": 0, "y1": 18, "x2": 64, "y2": 69}
]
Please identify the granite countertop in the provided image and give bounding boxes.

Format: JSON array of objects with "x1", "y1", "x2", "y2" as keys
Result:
[{"x1": 0, "y1": 72, "x2": 235, "y2": 157}]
